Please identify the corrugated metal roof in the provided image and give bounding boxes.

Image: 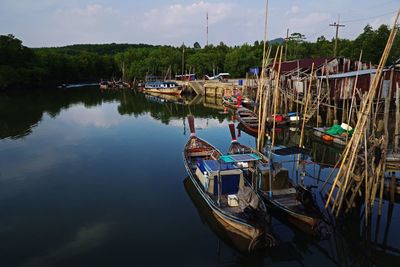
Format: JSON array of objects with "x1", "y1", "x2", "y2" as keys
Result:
[
  {"x1": 318, "y1": 68, "x2": 391, "y2": 79},
  {"x1": 269, "y1": 57, "x2": 334, "y2": 73}
]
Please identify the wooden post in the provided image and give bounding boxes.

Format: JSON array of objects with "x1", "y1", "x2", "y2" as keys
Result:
[
  {"x1": 378, "y1": 68, "x2": 394, "y2": 215},
  {"x1": 271, "y1": 46, "x2": 283, "y2": 148},
  {"x1": 395, "y1": 82, "x2": 400, "y2": 153},
  {"x1": 299, "y1": 63, "x2": 314, "y2": 148}
]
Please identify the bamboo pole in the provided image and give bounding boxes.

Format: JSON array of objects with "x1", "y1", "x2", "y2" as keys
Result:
[
  {"x1": 378, "y1": 68, "x2": 394, "y2": 215},
  {"x1": 347, "y1": 51, "x2": 363, "y2": 128},
  {"x1": 299, "y1": 63, "x2": 314, "y2": 148},
  {"x1": 255, "y1": 0, "x2": 270, "y2": 112},
  {"x1": 395, "y1": 83, "x2": 400, "y2": 153},
  {"x1": 271, "y1": 46, "x2": 283, "y2": 148},
  {"x1": 325, "y1": 10, "x2": 400, "y2": 212},
  {"x1": 257, "y1": 47, "x2": 276, "y2": 151},
  {"x1": 364, "y1": 128, "x2": 369, "y2": 225}
]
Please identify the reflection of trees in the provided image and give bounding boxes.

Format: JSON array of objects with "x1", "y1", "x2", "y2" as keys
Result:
[
  {"x1": 117, "y1": 92, "x2": 227, "y2": 125},
  {"x1": 0, "y1": 87, "x2": 228, "y2": 139},
  {"x1": 0, "y1": 87, "x2": 116, "y2": 139}
]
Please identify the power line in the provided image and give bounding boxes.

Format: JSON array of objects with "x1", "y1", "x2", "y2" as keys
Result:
[{"x1": 341, "y1": 10, "x2": 397, "y2": 23}]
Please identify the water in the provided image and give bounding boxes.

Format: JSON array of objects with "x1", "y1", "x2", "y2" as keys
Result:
[{"x1": 0, "y1": 87, "x2": 399, "y2": 267}]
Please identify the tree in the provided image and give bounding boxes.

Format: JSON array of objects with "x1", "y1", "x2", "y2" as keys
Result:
[{"x1": 193, "y1": 42, "x2": 201, "y2": 49}]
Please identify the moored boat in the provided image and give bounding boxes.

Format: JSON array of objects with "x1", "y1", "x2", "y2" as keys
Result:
[
  {"x1": 222, "y1": 95, "x2": 241, "y2": 110},
  {"x1": 143, "y1": 81, "x2": 182, "y2": 95},
  {"x1": 236, "y1": 107, "x2": 259, "y2": 136},
  {"x1": 183, "y1": 116, "x2": 275, "y2": 250},
  {"x1": 227, "y1": 124, "x2": 327, "y2": 235}
]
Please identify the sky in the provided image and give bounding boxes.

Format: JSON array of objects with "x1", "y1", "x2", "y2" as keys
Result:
[{"x1": 0, "y1": 0, "x2": 398, "y2": 47}]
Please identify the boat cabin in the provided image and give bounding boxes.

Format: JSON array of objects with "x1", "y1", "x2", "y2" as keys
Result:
[
  {"x1": 195, "y1": 159, "x2": 244, "y2": 196},
  {"x1": 256, "y1": 162, "x2": 293, "y2": 194},
  {"x1": 145, "y1": 81, "x2": 179, "y2": 89}
]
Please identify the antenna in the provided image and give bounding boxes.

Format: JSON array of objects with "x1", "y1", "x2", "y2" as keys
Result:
[{"x1": 206, "y1": 11, "x2": 209, "y2": 46}]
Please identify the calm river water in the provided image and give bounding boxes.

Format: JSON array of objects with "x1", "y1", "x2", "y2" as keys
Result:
[{"x1": 0, "y1": 86, "x2": 399, "y2": 267}]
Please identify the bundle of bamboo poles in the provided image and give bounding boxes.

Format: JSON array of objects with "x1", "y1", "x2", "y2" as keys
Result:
[{"x1": 323, "y1": 10, "x2": 400, "y2": 222}]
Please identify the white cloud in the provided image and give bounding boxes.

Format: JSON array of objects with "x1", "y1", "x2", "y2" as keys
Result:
[
  {"x1": 60, "y1": 104, "x2": 126, "y2": 128},
  {"x1": 286, "y1": 5, "x2": 301, "y2": 16}
]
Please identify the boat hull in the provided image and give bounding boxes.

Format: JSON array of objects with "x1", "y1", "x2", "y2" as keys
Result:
[
  {"x1": 183, "y1": 137, "x2": 267, "y2": 249},
  {"x1": 143, "y1": 87, "x2": 182, "y2": 95}
]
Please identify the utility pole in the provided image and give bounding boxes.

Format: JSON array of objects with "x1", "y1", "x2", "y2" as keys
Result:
[
  {"x1": 284, "y1": 28, "x2": 289, "y2": 62},
  {"x1": 182, "y1": 43, "x2": 185, "y2": 75},
  {"x1": 329, "y1": 22, "x2": 345, "y2": 58},
  {"x1": 206, "y1": 11, "x2": 209, "y2": 46}
]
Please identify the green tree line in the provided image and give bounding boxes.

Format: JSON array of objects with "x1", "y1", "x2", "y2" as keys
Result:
[{"x1": 0, "y1": 24, "x2": 399, "y2": 89}]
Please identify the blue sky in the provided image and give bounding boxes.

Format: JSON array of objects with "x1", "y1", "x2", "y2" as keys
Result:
[{"x1": 0, "y1": 0, "x2": 398, "y2": 47}]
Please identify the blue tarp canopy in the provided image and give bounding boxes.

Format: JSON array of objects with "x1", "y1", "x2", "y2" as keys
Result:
[{"x1": 220, "y1": 153, "x2": 262, "y2": 163}]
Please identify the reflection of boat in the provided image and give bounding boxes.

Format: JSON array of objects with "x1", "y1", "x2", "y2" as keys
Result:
[
  {"x1": 183, "y1": 116, "x2": 275, "y2": 251},
  {"x1": 227, "y1": 124, "x2": 327, "y2": 234},
  {"x1": 143, "y1": 81, "x2": 182, "y2": 95},
  {"x1": 144, "y1": 92, "x2": 183, "y2": 104}
]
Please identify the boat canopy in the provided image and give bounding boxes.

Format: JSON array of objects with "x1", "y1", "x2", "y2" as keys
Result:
[{"x1": 220, "y1": 153, "x2": 262, "y2": 163}]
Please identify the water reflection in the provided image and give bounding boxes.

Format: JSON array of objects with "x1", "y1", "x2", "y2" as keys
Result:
[
  {"x1": 0, "y1": 87, "x2": 230, "y2": 140},
  {"x1": 0, "y1": 87, "x2": 398, "y2": 266}
]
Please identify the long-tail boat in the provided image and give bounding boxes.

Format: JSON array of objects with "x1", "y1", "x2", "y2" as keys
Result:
[
  {"x1": 183, "y1": 116, "x2": 275, "y2": 250},
  {"x1": 236, "y1": 107, "x2": 292, "y2": 137},
  {"x1": 226, "y1": 124, "x2": 327, "y2": 233},
  {"x1": 143, "y1": 81, "x2": 182, "y2": 95}
]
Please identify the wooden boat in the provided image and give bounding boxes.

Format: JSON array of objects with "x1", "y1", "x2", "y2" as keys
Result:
[
  {"x1": 143, "y1": 81, "x2": 182, "y2": 95},
  {"x1": 236, "y1": 107, "x2": 259, "y2": 135},
  {"x1": 99, "y1": 79, "x2": 130, "y2": 90},
  {"x1": 313, "y1": 127, "x2": 348, "y2": 147},
  {"x1": 183, "y1": 116, "x2": 275, "y2": 250},
  {"x1": 236, "y1": 108, "x2": 291, "y2": 137},
  {"x1": 222, "y1": 95, "x2": 241, "y2": 110},
  {"x1": 241, "y1": 97, "x2": 255, "y2": 109},
  {"x1": 184, "y1": 177, "x2": 272, "y2": 253},
  {"x1": 227, "y1": 124, "x2": 326, "y2": 233}
]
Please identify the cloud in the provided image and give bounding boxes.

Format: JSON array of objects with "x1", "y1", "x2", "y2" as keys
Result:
[
  {"x1": 139, "y1": 1, "x2": 261, "y2": 45},
  {"x1": 60, "y1": 104, "x2": 126, "y2": 128},
  {"x1": 286, "y1": 5, "x2": 301, "y2": 16},
  {"x1": 23, "y1": 223, "x2": 113, "y2": 267},
  {"x1": 286, "y1": 12, "x2": 332, "y2": 39}
]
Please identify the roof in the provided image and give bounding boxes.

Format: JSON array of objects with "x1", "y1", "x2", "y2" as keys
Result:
[
  {"x1": 202, "y1": 160, "x2": 238, "y2": 172},
  {"x1": 318, "y1": 68, "x2": 392, "y2": 79},
  {"x1": 270, "y1": 57, "x2": 334, "y2": 74},
  {"x1": 220, "y1": 153, "x2": 262, "y2": 163}
]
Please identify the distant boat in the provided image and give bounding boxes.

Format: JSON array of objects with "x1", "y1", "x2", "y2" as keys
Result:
[
  {"x1": 226, "y1": 124, "x2": 328, "y2": 235},
  {"x1": 222, "y1": 95, "x2": 241, "y2": 110},
  {"x1": 205, "y1": 72, "x2": 230, "y2": 81},
  {"x1": 175, "y1": 73, "x2": 196, "y2": 81},
  {"x1": 99, "y1": 79, "x2": 130, "y2": 90},
  {"x1": 183, "y1": 116, "x2": 275, "y2": 250},
  {"x1": 236, "y1": 107, "x2": 259, "y2": 136},
  {"x1": 143, "y1": 81, "x2": 182, "y2": 95}
]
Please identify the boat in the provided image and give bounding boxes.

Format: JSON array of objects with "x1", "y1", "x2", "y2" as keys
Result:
[
  {"x1": 241, "y1": 97, "x2": 255, "y2": 109},
  {"x1": 143, "y1": 81, "x2": 182, "y2": 95},
  {"x1": 226, "y1": 124, "x2": 328, "y2": 234},
  {"x1": 313, "y1": 123, "x2": 353, "y2": 147},
  {"x1": 99, "y1": 79, "x2": 130, "y2": 90},
  {"x1": 222, "y1": 95, "x2": 241, "y2": 110},
  {"x1": 236, "y1": 107, "x2": 292, "y2": 137},
  {"x1": 236, "y1": 107, "x2": 259, "y2": 136},
  {"x1": 183, "y1": 116, "x2": 275, "y2": 250}
]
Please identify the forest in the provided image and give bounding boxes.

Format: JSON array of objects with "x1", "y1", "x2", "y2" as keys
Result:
[{"x1": 0, "y1": 24, "x2": 399, "y2": 90}]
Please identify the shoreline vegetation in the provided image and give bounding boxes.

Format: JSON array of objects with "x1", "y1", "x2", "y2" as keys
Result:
[{"x1": 1, "y1": 24, "x2": 399, "y2": 90}]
